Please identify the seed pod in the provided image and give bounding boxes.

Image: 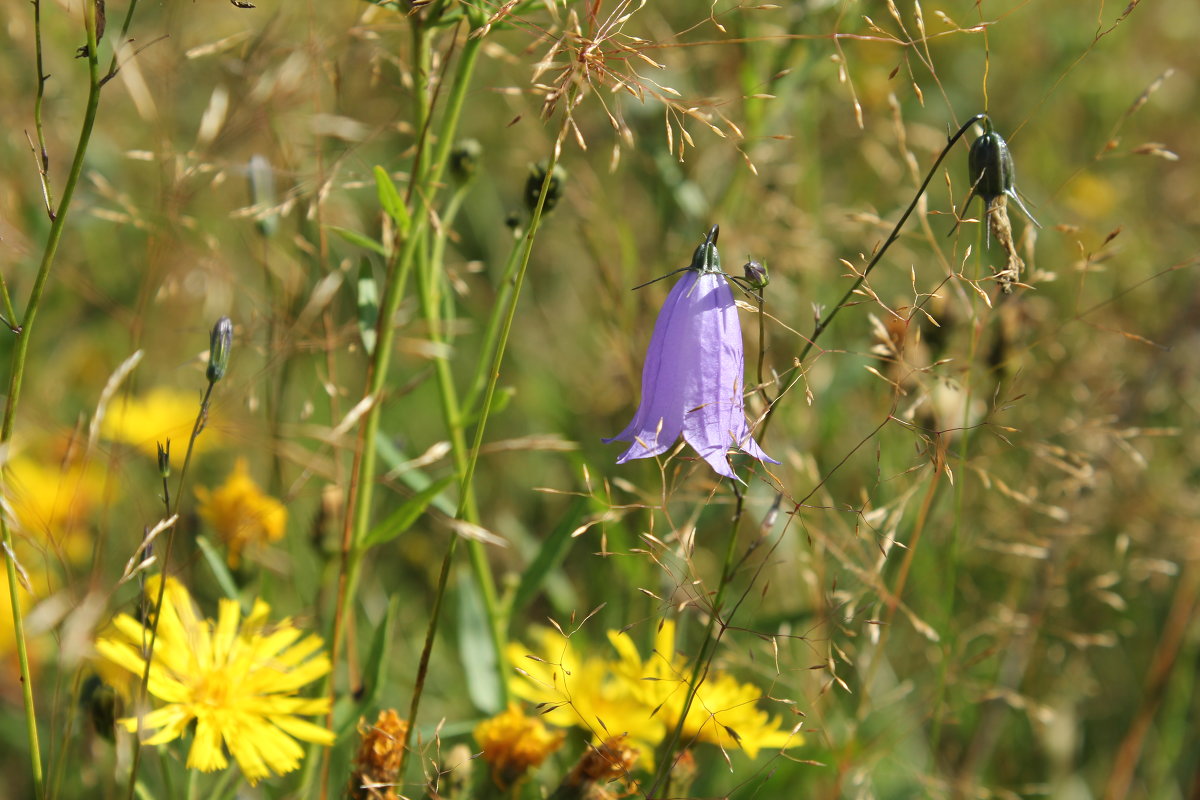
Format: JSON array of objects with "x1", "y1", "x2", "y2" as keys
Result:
[{"x1": 968, "y1": 130, "x2": 1014, "y2": 203}]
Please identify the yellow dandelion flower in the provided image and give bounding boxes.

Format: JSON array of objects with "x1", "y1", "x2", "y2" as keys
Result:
[
  {"x1": 511, "y1": 622, "x2": 801, "y2": 767},
  {"x1": 195, "y1": 459, "x2": 286, "y2": 567},
  {"x1": 625, "y1": 621, "x2": 801, "y2": 760},
  {"x1": 508, "y1": 630, "x2": 663, "y2": 761},
  {"x1": 94, "y1": 576, "x2": 335, "y2": 785},
  {"x1": 4, "y1": 453, "x2": 106, "y2": 564},
  {"x1": 101, "y1": 386, "x2": 221, "y2": 456},
  {"x1": 475, "y1": 703, "x2": 565, "y2": 789}
]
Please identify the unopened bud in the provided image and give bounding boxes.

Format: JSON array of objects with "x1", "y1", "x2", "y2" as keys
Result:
[
  {"x1": 156, "y1": 440, "x2": 171, "y2": 478},
  {"x1": 206, "y1": 317, "x2": 233, "y2": 383},
  {"x1": 968, "y1": 130, "x2": 1015, "y2": 203},
  {"x1": 742, "y1": 259, "x2": 769, "y2": 289}
]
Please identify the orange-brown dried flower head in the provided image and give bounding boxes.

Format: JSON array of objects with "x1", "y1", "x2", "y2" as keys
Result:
[
  {"x1": 349, "y1": 710, "x2": 409, "y2": 800},
  {"x1": 474, "y1": 703, "x2": 565, "y2": 790},
  {"x1": 570, "y1": 735, "x2": 639, "y2": 785}
]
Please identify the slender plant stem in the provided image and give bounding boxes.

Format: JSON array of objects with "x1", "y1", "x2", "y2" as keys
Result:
[
  {"x1": 330, "y1": 27, "x2": 486, "y2": 691},
  {"x1": 464, "y1": 231, "x2": 524, "y2": 414},
  {"x1": 647, "y1": 486, "x2": 748, "y2": 799},
  {"x1": 396, "y1": 124, "x2": 569, "y2": 784},
  {"x1": 0, "y1": 5, "x2": 104, "y2": 796},
  {"x1": 124, "y1": 380, "x2": 214, "y2": 800},
  {"x1": 31, "y1": 0, "x2": 55, "y2": 218},
  {"x1": 416, "y1": 183, "x2": 507, "y2": 681}
]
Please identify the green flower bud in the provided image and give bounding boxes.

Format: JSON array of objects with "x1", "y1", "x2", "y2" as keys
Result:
[
  {"x1": 206, "y1": 317, "x2": 233, "y2": 383},
  {"x1": 742, "y1": 259, "x2": 769, "y2": 290},
  {"x1": 157, "y1": 440, "x2": 171, "y2": 478},
  {"x1": 968, "y1": 130, "x2": 1014, "y2": 203},
  {"x1": 524, "y1": 162, "x2": 567, "y2": 215}
]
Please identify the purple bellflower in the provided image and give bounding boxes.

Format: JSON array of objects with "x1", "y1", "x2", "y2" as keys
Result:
[{"x1": 604, "y1": 225, "x2": 778, "y2": 482}]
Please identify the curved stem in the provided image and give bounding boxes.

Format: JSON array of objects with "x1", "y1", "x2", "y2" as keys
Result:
[{"x1": 761, "y1": 113, "x2": 985, "y2": 436}]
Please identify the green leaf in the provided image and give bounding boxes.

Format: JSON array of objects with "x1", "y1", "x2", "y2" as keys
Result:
[
  {"x1": 374, "y1": 166, "x2": 410, "y2": 234},
  {"x1": 457, "y1": 568, "x2": 502, "y2": 713},
  {"x1": 195, "y1": 535, "x2": 241, "y2": 605},
  {"x1": 328, "y1": 225, "x2": 388, "y2": 257},
  {"x1": 356, "y1": 258, "x2": 379, "y2": 357},
  {"x1": 373, "y1": 433, "x2": 457, "y2": 516},
  {"x1": 335, "y1": 593, "x2": 399, "y2": 738},
  {"x1": 510, "y1": 496, "x2": 586, "y2": 619},
  {"x1": 362, "y1": 476, "x2": 454, "y2": 549}
]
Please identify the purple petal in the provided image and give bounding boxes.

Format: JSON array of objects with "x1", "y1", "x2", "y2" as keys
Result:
[
  {"x1": 678, "y1": 273, "x2": 778, "y2": 480},
  {"x1": 603, "y1": 270, "x2": 701, "y2": 461}
]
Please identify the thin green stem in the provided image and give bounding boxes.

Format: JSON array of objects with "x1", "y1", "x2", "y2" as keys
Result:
[
  {"x1": 397, "y1": 127, "x2": 568, "y2": 784},
  {"x1": 1, "y1": 5, "x2": 104, "y2": 797},
  {"x1": 464, "y1": 232, "x2": 524, "y2": 415},
  {"x1": 125, "y1": 380, "x2": 214, "y2": 800},
  {"x1": 647, "y1": 486, "x2": 747, "y2": 799},
  {"x1": 31, "y1": 0, "x2": 55, "y2": 218},
  {"x1": 417, "y1": 184, "x2": 506, "y2": 679}
]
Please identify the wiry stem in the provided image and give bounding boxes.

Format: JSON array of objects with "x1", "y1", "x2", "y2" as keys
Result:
[{"x1": 761, "y1": 113, "x2": 985, "y2": 436}]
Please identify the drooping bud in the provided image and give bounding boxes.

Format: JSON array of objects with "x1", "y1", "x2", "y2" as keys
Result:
[
  {"x1": 966, "y1": 121, "x2": 1039, "y2": 228},
  {"x1": 449, "y1": 139, "x2": 482, "y2": 183},
  {"x1": 206, "y1": 317, "x2": 233, "y2": 383},
  {"x1": 524, "y1": 162, "x2": 567, "y2": 215},
  {"x1": 968, "y1": 130, "x2": 1014, "y2": 203}
]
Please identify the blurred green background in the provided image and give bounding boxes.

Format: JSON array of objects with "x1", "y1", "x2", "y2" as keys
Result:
[{"x1": 1, "y1": 0, "x2": 1197, "y2": 798}]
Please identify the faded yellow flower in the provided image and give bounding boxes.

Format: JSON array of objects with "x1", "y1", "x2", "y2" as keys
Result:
[
  {"x1": 4, "y1": 453, "x2": 106, "y2": 564},
  {"x1": 101, "y1": 386, "x2": 220, "y2": 456},
  {"x1": 196, "y1": 459, "x2": 286, "y2": 567},
  {"x1": 474, "y1": 703, "x2": 565, "y2": 789},
  {"x1": 94, "y1": 576, "x2": 334, "y2": 785}
]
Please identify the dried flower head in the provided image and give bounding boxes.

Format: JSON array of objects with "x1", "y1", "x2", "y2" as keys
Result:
[
  {"x1": 604, "y1": 225, "x2": 778, "y2": 482},
  {"x1": 474, "y1": 703, "x2": 565, "y2": 790},
  {"x1": 349, "y1": 709, "x2": 409, "y2": 800}
]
